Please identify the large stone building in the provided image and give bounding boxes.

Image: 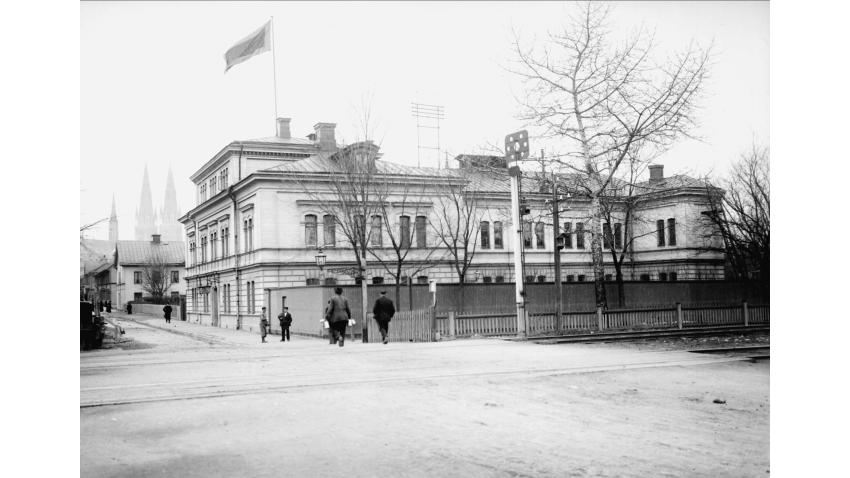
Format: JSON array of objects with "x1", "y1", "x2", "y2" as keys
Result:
[{"x1": 179, "y1": 117, "x2": 724, "y2": 328}]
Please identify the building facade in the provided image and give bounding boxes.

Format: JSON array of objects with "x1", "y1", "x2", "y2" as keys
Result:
[
  {"x1": 179, "y1": 117, "x2": 724, "y2": 328},
  {"x1": 114, "y1": 234, "x2": 186, "y2": 308}
]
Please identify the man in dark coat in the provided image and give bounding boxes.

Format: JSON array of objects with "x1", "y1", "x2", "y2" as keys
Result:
[
  {"x1": 163, "y1": 304, "x2": 173, "y2": 324},
  {"x1": 325, "y1": 287, "x2": 351, "y2": 347},
  {"x1": 372, "y1": 291, "x2": 395, "y2": 344},
  {"x1": 278, "y1": 307, "x2": 293, "y2": 342}
]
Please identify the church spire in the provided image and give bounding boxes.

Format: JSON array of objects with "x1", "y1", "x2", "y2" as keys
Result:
[
  {"x1": 108, "y1": 194, "x2": 119, "y2": 244},
  {"x1": 159, "y1": 166, "x2": 182, "y2": 241},
  {"x1": 135, "y1": 165, "x2": 157, "y2": 240}
]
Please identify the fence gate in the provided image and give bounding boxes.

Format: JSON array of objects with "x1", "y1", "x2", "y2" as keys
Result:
[{"x1": 367, "y1": 308, "x2": 434, "y2": 343}]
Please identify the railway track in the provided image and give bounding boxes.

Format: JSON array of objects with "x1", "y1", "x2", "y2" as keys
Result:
[{"x1": 528, "y1": 325, "x2": 769, "y2": 344}]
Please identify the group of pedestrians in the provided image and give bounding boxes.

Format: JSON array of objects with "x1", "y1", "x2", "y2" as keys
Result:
[
  {"x1": 256, "y1": 287, "x2": 396, "y2": 346},
  {"x1": 260, "y1": 306, "x2": 293, "y2": 343}
]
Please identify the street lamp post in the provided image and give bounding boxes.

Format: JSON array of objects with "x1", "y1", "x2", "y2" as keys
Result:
[{"x1": 314, "y1": 247, "x2": 327, "y2": 284}]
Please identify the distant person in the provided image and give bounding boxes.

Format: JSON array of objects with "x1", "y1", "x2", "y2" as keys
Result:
[
  {"x1": 373, "y1": 291, "x2": 395, "y2": 344},
  {"x1": 126, "y1": 302, "x2": 132, "y2": 315},
  {"x1": 325, "y1": 287, "x2": 351, "y2": 347},
  {"x1": 106, "y1": 301, "x2": 112, "y2": 314},
  {"x1": 260, "y1": 307, "x2": 269, "y2": 343},
  {"x1": 163, "y1": 304, "x2": 173, "y2": 324},
  {"x1": 98, "y1": 300, "x2": 104, "y2": 313},
  {"x1": 278, "y1": 307, "x2": 293, "y2": 342}
]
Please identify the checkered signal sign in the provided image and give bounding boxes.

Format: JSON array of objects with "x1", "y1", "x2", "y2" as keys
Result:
[{"x1": 505, "y1": 130, "x2": 530, "y2": 162}]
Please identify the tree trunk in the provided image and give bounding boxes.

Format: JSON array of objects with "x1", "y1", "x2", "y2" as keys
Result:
[
  {"x1": 394, "y1": 264, "x2": 402, "y2": 308},
  {"x1": 589, "y1": 195, "x2": 608, "y2": 309},
  {"x1": 615, "y1": 268, "x2": 625, "y2": 308}
]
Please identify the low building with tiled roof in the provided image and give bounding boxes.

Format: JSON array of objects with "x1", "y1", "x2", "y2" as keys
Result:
[{"x1": 179, "y1": 117, "x2": 725, "y2": 330}]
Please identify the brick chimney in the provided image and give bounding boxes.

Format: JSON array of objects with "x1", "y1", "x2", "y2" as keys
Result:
[
  {"x1": 649, "y1": 164, "x2": 664, "y2": 182},
  {"x1": 314, "y1": 123, "x2": 337, "y2": 151},
  {"x1": 276, "y1": 117, "x2": 291, "y2": 139},
  {"x1": 151, "y1": 234, "x2": 161, "y2": 244}
]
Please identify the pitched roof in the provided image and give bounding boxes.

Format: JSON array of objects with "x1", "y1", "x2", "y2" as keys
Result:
[
  {"x1": 80, "y1": 239, "x2": 115, "y2": 276},
  {"x1": 241, "y1": 135, "x2": 317, "y2": 146},
  {"x1": 116, "y1": 240, "x2": 185, "y2": 265}
]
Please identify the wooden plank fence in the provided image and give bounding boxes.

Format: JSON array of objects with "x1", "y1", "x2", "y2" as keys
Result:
[
  {"x1": 366, "y1": 309, "x2": 433, "y2": 343},
  {"x1": 367, "y1": 302, "x2": 768, "y2": 342}
]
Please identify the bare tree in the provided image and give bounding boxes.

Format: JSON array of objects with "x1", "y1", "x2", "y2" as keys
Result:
[
  {"x1": 510, "y1": 1, "x2": 710, "y2": 308},
  {"x1": 698, "y1": 144, "x2": 769, "y2": 291},
  {"x1": 368, "y1": 179, "x2": 441, "y2": 307},
  {"x1": 141, "y1": 252, "x2": 172, "y2": 301},
  {"x1": 430, "y1": 166, "x2": 508, "y2": 312}
]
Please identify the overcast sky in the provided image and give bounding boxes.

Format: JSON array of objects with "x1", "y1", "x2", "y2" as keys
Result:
[{"x1": 80, "y1": 1, "x2": 768, "y2": 241}]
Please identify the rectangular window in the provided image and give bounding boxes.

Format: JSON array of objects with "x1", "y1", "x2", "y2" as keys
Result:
[
  {"x1": 640, "y1": 274, "x2": 651, "y2": 281},
  {"x1": 134, "y1": 292, "x2": 143, "y2": 302},
  {"x1": 576, "y1": 222, "x2": 585, "y2": 249},
  {"x1": 372, "y1": 277, "x2": 384, "y2": 285},
  {"x1": 305, "y1": 215, "x2": 318, "y2": 247},
  {"x1": 495, "y1": 276, "x2": 505, "y2": 283},
  {"x1": 493, "y1": 221, "x2": 503, "y2": 249},
  {"x1": 566, "y1": 275, "x2": 575, "y2": 282},
  {"x1": 657, "y1": 220, "x2": 666, "y2": 247},
  {"x1": 535, "y1": 222, "x2": 545, "y2": 249},
  {"x1": 659, "y1": 272, "x2": 668, "y2": 281},
  {"x1": 354, "y1": 215, "x2": 365, "y2": 246},
  {"x1": 201, "y1": 236, "x2": 208, "y2": 262},
  {"x1": 614, "y1": 223, "x2": 622, "y2": 249},
  {"x1": 483, "y1": 276, "x2": 492, "y2": 283},
  {"x1": 669, "y1": 272, "x2": 678, "y2": 281},
  {"x1": 370, "y1": 215, "x2": 383, "y2": 246},
  {"x1": 210, "y1": 176, "x2": 217, "y2": 196},
  {"x1": 480, "y1": 221, "x2": 490, "y2": 249},
  {"x1": 210, "y1": 232, "x2": 217, "y2": 260},
  {"x1": 399, "y1": 216, "x2": 411, "y2": 249},
  {"x1": 603, "y1": 223, "x2": 612, "y2": 249},
  {"x1": 133, "y1": 271, "x2": 142, "y2": 284},
  {"x1": 416, "y1": 276, "x2": 429, "y2": 284},
  {"x1": 577, "y1": 274, "x2": 586, "y2": 282},
  {"x1": 605, "y1": 274, "x2": 613, "y2": 281},
  {"x1": 563, "y1": 222, "x2": 573, "y2": 248},
  {"x1": 200, "y1": 184, "x2": 207, "y2": 202},
  {"x1": 324, "y1": 215, "x2": 336, "y2": 246},
  {"x1": 221, "y1": 168, "x2": 228, "y2": 189},
  {"x1": 248, "y1": 218, "x2": 253, "y2": 252},
  {"x1": 415, "y1": 216, "x2": 427, "y2": 248},
  {"x1": 306, "y1": 278, "x2": 320, "y2": 286},
  {"x1": 523, "y1": 222, "x2": 532, "y2": 248},
  {"x1": 536, "y1": 275, "x2": 546, "y2": 283},
  {"x1": 171, "y1": 271, "x2": 179, "y2": 283},
  {"x1": 667, "y1": 218, "x2": 677, "y2": 246},
  {"x1": 221, "y1": 227, "x2": 229, "y2": 257}
]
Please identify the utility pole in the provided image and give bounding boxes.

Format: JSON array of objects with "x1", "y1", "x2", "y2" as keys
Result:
[
  {"x1": 551, "y1": 165, "x2": 563, "y2": 334},
  {"x1": 505, "y1": 130, "x2": 530, "y2": 338}
]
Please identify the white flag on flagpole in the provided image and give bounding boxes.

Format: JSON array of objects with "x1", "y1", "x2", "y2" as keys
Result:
[{"x1": 224, "y1": 20, "x2": 272, "y2": 73}]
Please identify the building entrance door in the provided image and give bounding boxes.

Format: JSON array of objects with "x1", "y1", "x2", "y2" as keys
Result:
[{"x1": 211, "y1": 286, "x2": 220, "y2": 327}]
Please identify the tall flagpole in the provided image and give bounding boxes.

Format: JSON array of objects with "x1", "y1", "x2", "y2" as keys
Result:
[{"x1": 270, "y1": 16, "x2": 279, "y2": 124}]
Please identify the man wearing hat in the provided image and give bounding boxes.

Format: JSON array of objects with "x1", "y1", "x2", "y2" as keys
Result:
[
  {"x1": 278, "y1": 306, "x2": 293, "y2": 342},
  {"x1": 372, "y1": 291, "x2": 396, "y2": 344}
]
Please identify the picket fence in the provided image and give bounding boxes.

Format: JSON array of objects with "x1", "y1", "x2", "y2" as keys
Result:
[{"x1": 385, "y1": 302, "x2": 768, "y2": 342}]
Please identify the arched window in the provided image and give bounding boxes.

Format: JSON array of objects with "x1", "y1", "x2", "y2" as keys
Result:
[{"x1": 305, "y1": 214, "x2": 317, "y2": 247}]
